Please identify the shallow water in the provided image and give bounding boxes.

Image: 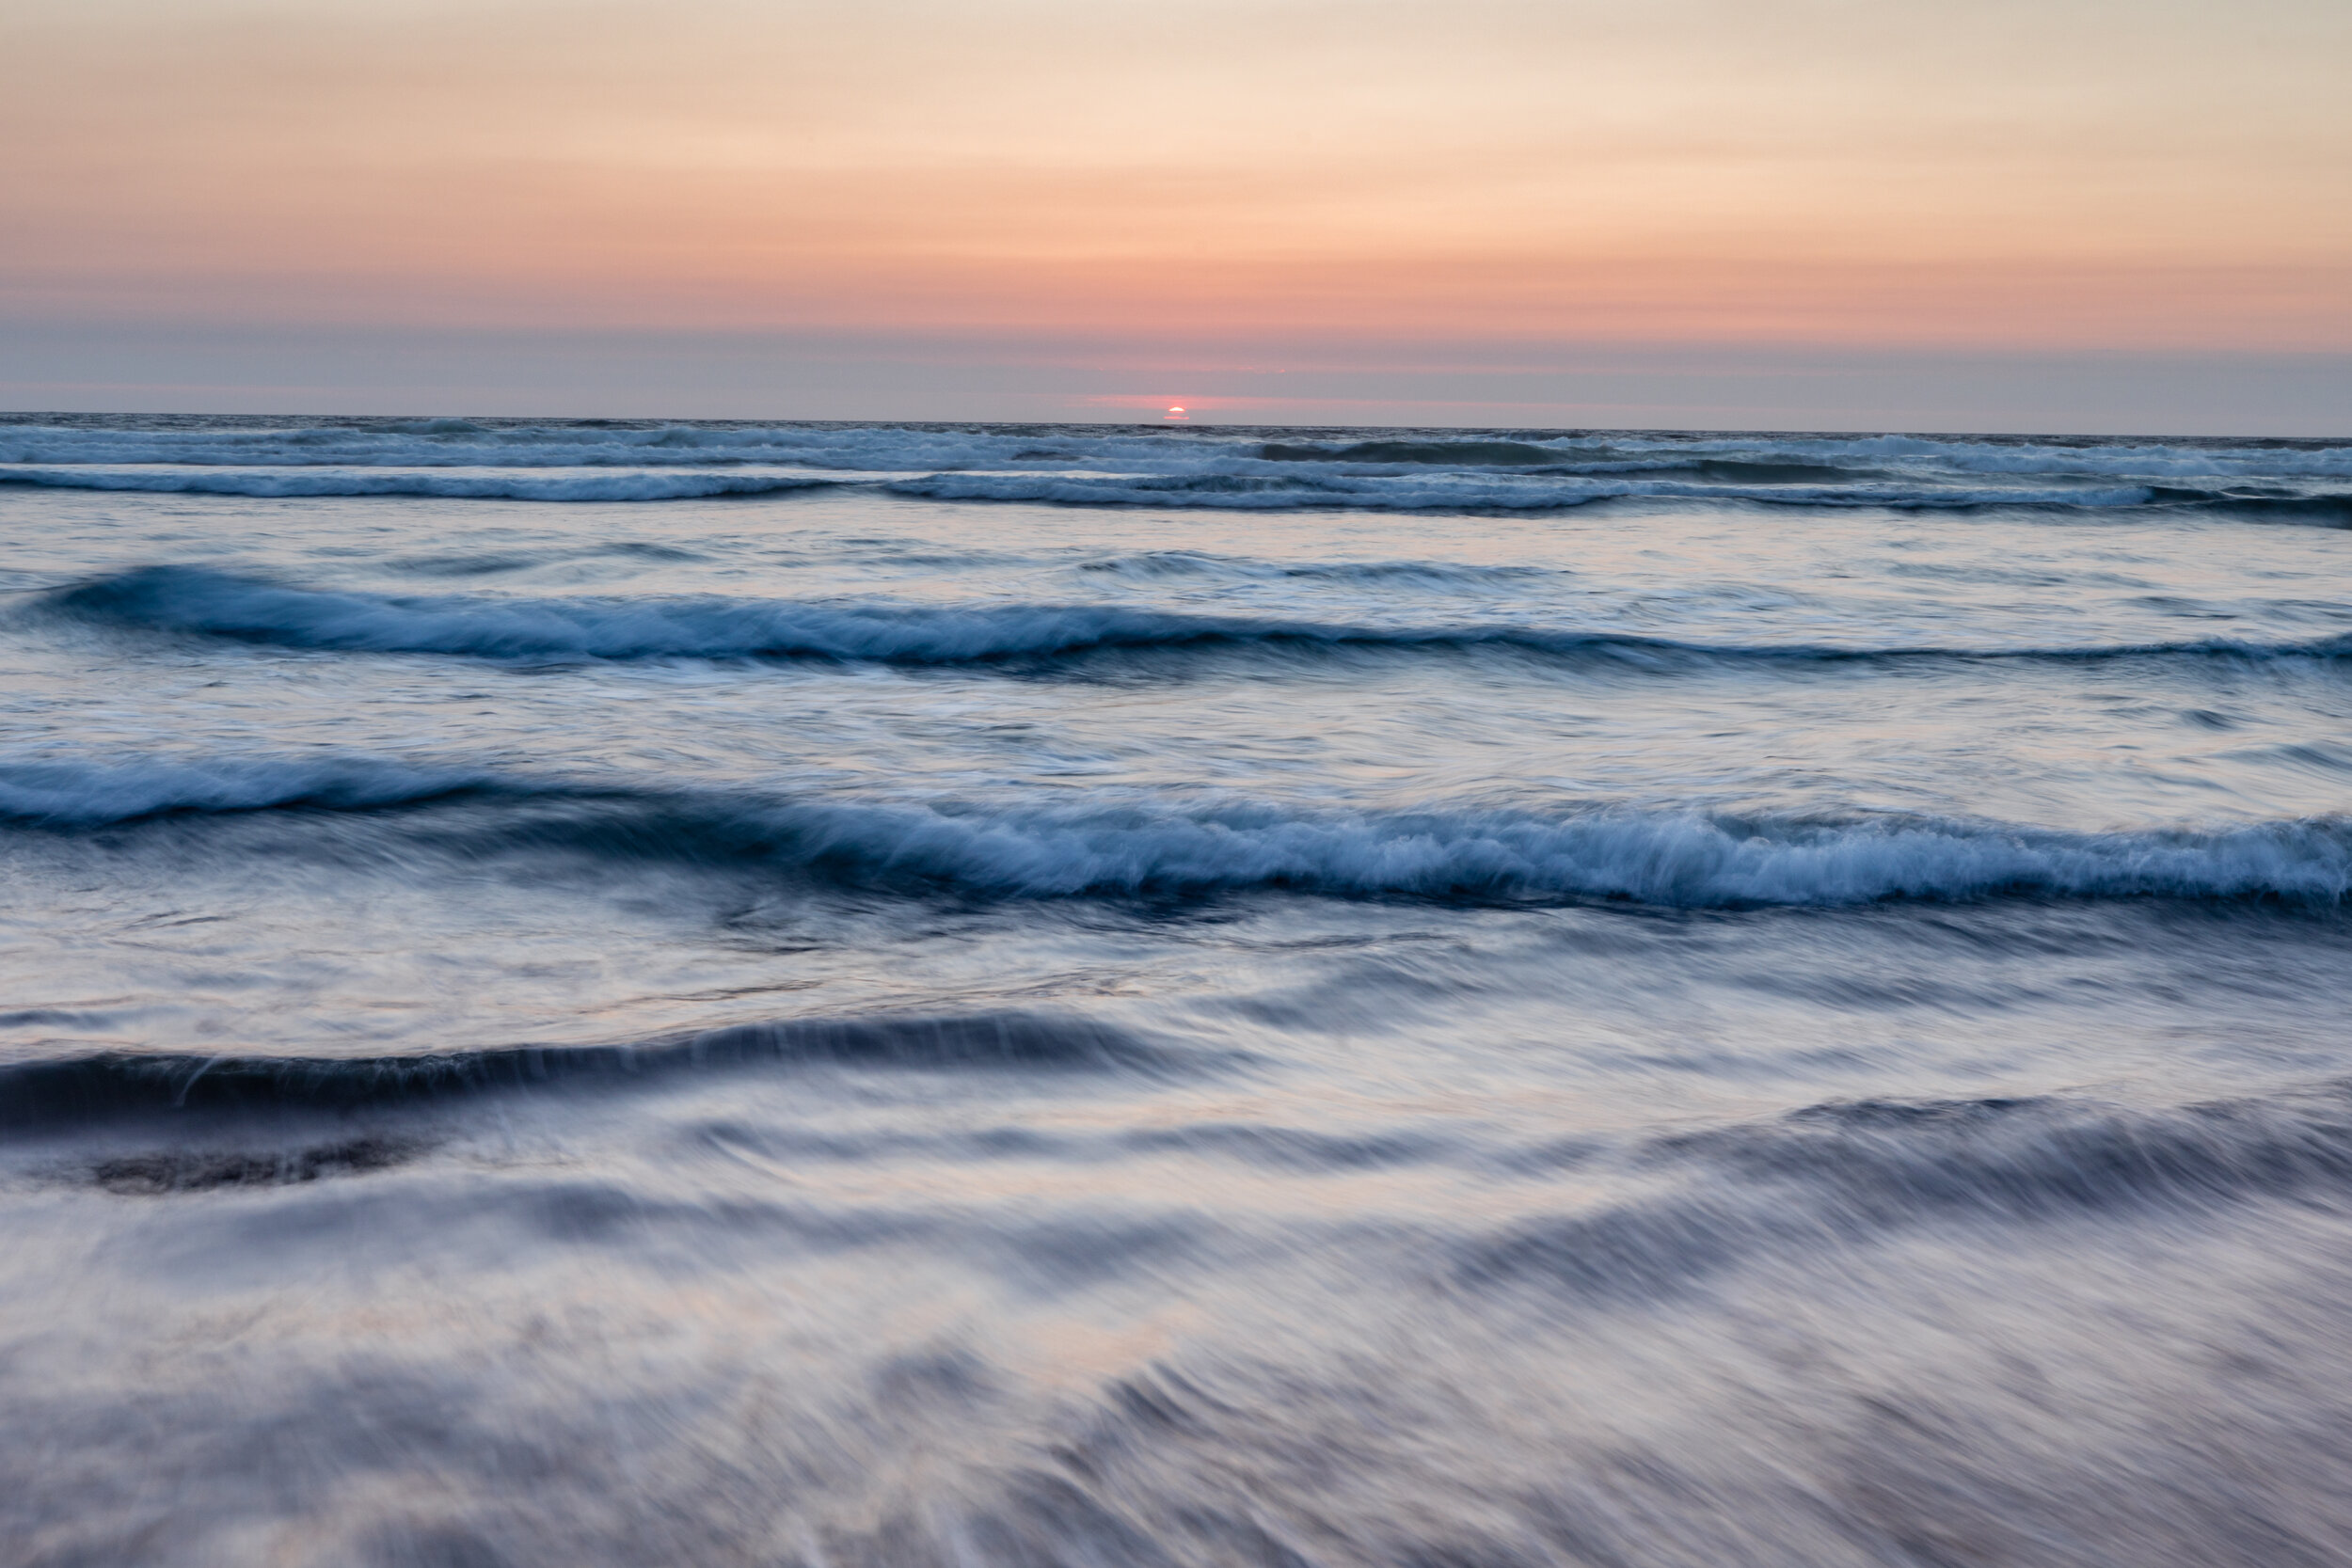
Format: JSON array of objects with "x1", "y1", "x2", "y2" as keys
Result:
[{"x1": 3, "y1": 417, "x2": 2351, "y2": 1566}]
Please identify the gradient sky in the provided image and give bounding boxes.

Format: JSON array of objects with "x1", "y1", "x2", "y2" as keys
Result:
[{"x1": 5, "y1": 0, "x2": 2347, "y2": 430}]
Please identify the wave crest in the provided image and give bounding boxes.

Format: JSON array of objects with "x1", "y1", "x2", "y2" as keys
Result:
[
  {"x1": 0, "y1": 755, "x2": 504, "y2": 825},
  {"x1": 0, "y1": 1012, "x2": 1176, "y2": 1131},
  {"x1": 43, "y1": 567, "x2": 2352, "y2": 669},
  {"x1": 6, "y1": 755, "x2": 2348, "y2": 909}
]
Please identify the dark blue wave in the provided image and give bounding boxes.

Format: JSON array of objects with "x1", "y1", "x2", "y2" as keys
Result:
[
  {"x1": 0, "y1": 1012, "x2": 1178, "y2": 1132},
  {"x1": 6, "y1": 757, "x2": 2348, "y2": 909},
  {"x1": 40, "y1": 567, "x2": 2352, "y2": 669}
]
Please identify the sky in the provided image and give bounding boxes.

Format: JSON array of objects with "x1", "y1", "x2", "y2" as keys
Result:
[{"x1": 3, "y1": 0, "x2": 2347, "y2": 431}]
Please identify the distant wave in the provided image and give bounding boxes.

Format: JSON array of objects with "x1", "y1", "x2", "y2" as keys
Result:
[
  {"x1": 1073, "y1": 550, "x2": 1560, "y2": 586},
  {"x1": 885, "y1": 470, "x2": 2162, "y2": 513},
  {"x1": 44, "y1": 567, "x2": 2352, "y2": 669},
  {"x1": 1257, "y1": 435, "x2": 2352, "y2": 483},
  {"x1": 0, "y1": 458, "x2": 2159, "y2": 513},
  {"x1": 7, "y1": 462, "x2": 2333, "y2": 519},
  {"x1": 0, "y1": 466, "x2": 836, "y2": 501},
  {"x1": 5, "y1": 420, "x2": 2348, "y2": 518},
  {"x1": 1259, "y1": 438, "x2": 1576, "y2": 467},
  {"x1": 7, "y1": 754, "x2": 2348, "y2": 908},
  {"x1": 6, "y1": 420, "x2": 2349, "y2": 483}
]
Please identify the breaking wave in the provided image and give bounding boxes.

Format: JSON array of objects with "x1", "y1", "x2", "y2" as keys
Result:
[
  {"x1": 6, "y1": 754, "x2": 2349, "y2": 908},
  {"x1": 383, "y1": 795, "x2": 2352, "y2": 908}
]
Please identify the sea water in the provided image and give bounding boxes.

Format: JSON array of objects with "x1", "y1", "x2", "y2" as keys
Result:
[{"x1": 3, "y1": 415, "x2": 2350, "y2": 1565}]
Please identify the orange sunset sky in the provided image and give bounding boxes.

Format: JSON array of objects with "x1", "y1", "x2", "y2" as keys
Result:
[{"x1": 4, "y1": 0, "x2": 2347, "y2": 430}]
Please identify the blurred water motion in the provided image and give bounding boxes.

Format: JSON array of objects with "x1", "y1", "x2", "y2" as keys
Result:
[{"x1": 3, "y1": 417, "x2": 2351, "y2": 1565}]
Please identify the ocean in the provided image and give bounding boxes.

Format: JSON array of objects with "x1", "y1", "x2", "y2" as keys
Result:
[{"x1": 3, "y1": 414, "x2": 2350, "y2": 1566}]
